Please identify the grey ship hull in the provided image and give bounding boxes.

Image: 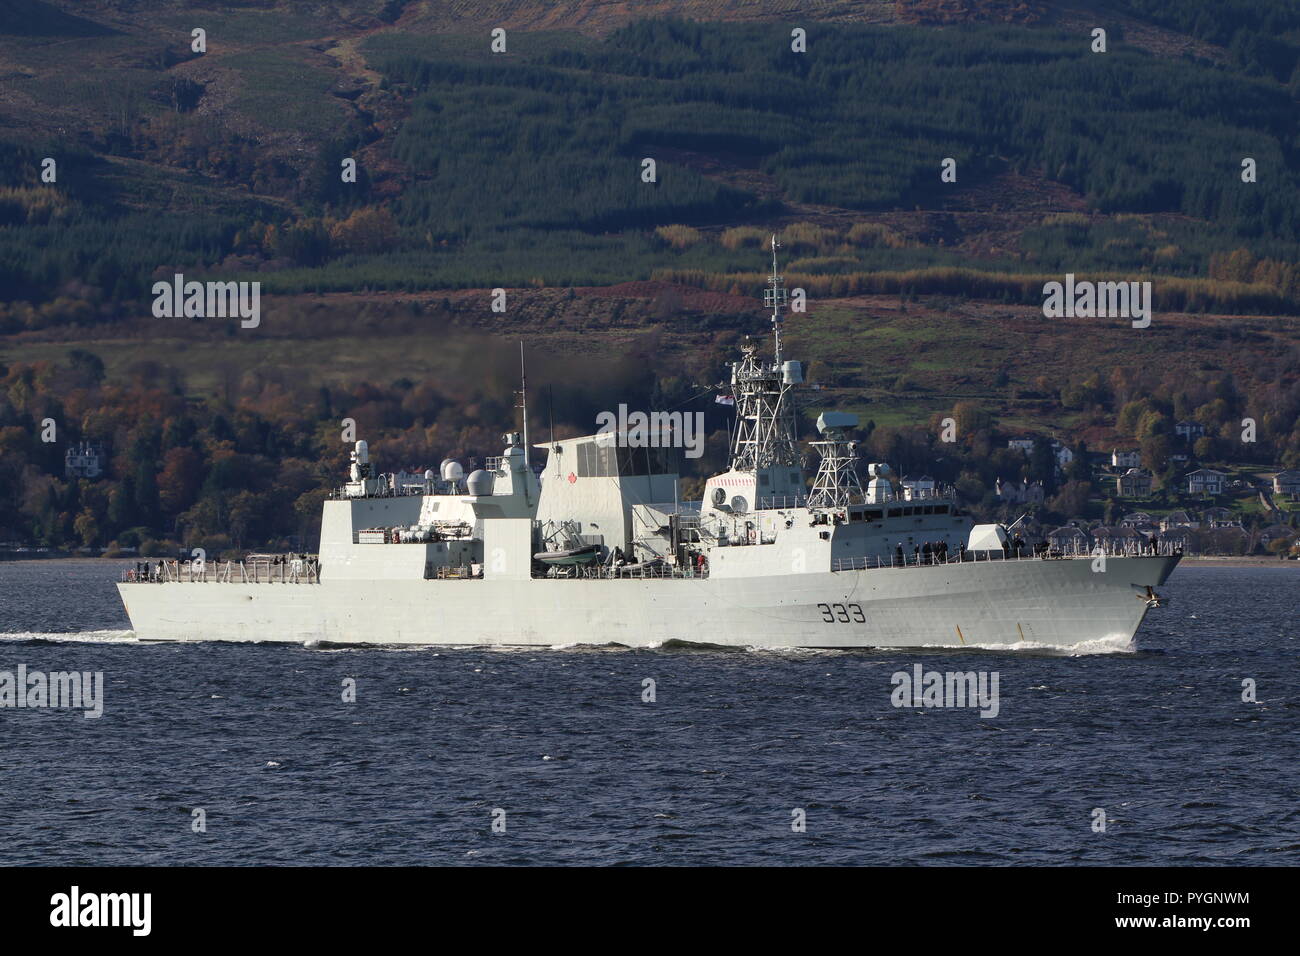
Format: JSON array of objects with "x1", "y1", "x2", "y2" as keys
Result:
[{"x1": 118, "y1": 555, "x2": 1178, "y2": 650}]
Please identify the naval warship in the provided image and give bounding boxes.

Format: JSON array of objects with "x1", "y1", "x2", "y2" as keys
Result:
[{"x1": 118, "y1": 241, "x2": 1177, "y2": 648}]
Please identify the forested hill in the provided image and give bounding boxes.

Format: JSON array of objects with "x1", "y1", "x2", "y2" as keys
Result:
[
  {"x1": 2, "y1": 1, "x2": 1299, "y2": 308},
  {"x1": 0, "y1": 0, "x2": 1298, "y2": 554}
]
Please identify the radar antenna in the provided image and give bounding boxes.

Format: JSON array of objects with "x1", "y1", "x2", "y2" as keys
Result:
[
  {"x1": 515, "y1": 341, "x2": 529, "y2": 467},
  {"x1": 725, "y1": 237, "x2": 801, "y2": 474},
  {"x1": 763, "y1": 234, "x2": 788, "y2": 365},
  {"x1": 807, "y1": 413, "x2": 865, "y2": 509}
]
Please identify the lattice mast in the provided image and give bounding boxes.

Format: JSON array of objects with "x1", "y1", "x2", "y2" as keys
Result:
[
  {"x1": 727, "y1": 236, "x2": 802, "y2": 473},
  {"x1": 807, "y1": 418, "x2": 866, "y2": 509}
]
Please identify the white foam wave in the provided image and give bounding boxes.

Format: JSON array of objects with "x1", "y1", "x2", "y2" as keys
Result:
[
  {"x1": 919, "y1": 633, "x2": 1137, "y2": 656},
  {"x1": 0, "y1": 629, "x2": 137, "y2": 644}
]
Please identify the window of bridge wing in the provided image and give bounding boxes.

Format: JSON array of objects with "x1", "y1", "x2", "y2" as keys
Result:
[
  {"x1": 575, "y1": 441, "x2": 676, "y2": 477},
  {"x1": 576, "y1": 440, "x2": 615, "y2": 478},
  {"x1": 618, "y1": 444, "x2": 679, "y2": 477}
]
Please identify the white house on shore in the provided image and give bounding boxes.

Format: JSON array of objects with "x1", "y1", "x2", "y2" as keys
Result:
[
  {"x1": 1116, "y1": 467, "x2": 1153, "y2": 498},
  {"x1": 1272, "y1": 470, "x2": 1300, "y2": 498},
  {"x1": 1186, "y1": 468, "x2": 1227, "y2": 496},
  {"x1": 1201, "y1": 507, "x2": 1240, "y2": 528},
  {"x1": 1160, "y1": 510, "x2": 1199, "y2": 531},
  {"x1": 995, "y1": 477, "x2": 1045, "y2": 505}
]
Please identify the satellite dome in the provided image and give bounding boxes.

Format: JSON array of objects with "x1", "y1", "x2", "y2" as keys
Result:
[
  {"x1": 466, "y1": 469, "x2": 494, "y2": 497},
  {"x1": 441, "y1": 459, "x2": 464, "y2": 482}
]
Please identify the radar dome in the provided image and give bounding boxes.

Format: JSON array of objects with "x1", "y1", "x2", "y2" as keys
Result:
[
  {"x1": 441, "y1": 459, "x2": 464, "y2": 482},
  {"x1": 466, "y1": 470, "x2": 494, "y2": 497}
]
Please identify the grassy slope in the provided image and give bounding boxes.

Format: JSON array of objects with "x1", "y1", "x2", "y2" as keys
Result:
[
  {"x1": 1, "y1": 1, "x2": 1297, "y2": 454},
  {"x1": 4, "y1": 288, "x2": 1295, "y2": 456}
]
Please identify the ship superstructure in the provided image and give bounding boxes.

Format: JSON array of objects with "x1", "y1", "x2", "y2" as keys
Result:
[{"x1": 117, "y1": 239, "x2": 1177, "y2": 649}]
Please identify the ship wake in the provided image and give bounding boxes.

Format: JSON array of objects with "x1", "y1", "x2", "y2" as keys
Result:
[{"x1": 0, "y1": 629, "x2": 137, "y2": 644}]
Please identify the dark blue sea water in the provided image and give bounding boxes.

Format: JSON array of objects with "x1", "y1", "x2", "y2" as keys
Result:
[{"x1": 0, "y1": 559, "x2": 1296, "y2": 866}]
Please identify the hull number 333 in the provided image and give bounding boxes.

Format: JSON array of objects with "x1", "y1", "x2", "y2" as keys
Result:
[{"x1": 818, "y1": 603, "x2": 865, "y2": 623}]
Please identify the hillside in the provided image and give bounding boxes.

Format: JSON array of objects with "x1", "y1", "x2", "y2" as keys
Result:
[{"x1": 1, "y1": 0, "x2": 1298, "y2": 552}]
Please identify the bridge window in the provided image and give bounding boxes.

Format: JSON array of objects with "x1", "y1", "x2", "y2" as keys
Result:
[
  {"x1": 577, "y1": 441, "x2": 616, "y2": 477},
  {"x1": 578, "y1": 441, "x2": 678, "y2": 477}
]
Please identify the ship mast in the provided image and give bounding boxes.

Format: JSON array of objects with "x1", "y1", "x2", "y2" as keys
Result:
[
  {"x1": 727, "y1": 236, "x2": 801, "y2": 474},
  {"x1": 767, "y1": 233, "x2": 785, "y2": 365},
  {"x1": 517, "y1": 341, "x2": 529, "y2": 467},
  {"x1": 807, "y1": 414, "x2": 865, "y2": 509}
]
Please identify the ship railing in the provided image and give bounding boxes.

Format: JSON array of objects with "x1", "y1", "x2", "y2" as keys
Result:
[
  {"x1": 329, "y1": 482, "x2": 426, "y2": 500},
  {"x1": 757, "y1": 495, "x2": 808, "y2": 510},
  {"x1": 122, "y1": 556, "x2": 320, "y2": 583},
  {"x1": 899, "y1": 487, "x2": 956, "y2": 501},
  {"x1": 539, "y1": 562, "x2": 707, "y2": 580},
  {"x1": 830, "y1": 549, "x2": 1066, "y2": 572}
]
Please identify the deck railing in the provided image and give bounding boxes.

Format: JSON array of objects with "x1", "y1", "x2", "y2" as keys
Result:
[
  {"x1": 122, "y1": 556, "x2": 320, "y2": 584},
  {"x1": 830, "y1": 547, "x2": 1180, "y2": 572},
  {"x1": 539, "y1": 562, "x2": 706, "y2": 580}
]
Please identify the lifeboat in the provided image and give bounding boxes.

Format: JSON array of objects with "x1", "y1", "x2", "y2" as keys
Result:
[{"x1": 533, "y1": 544, "x2": 601, "y2": 566}]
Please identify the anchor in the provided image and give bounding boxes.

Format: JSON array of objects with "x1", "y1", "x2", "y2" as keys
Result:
[{"x1": 1136, "y1": 585, "x2": 1168, "y2": 609}]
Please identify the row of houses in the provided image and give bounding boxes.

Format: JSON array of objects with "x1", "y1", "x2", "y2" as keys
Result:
[
  {"x1": 1006, "y1": 437, "x2": 1074, "y2": 470},
  {"x1": 1005, "y1": 432, "x2": 1300, "y2": 500},
  {"x1": 1104, "y1": 463, "x2": 1300, "y2": 499},
  {"x1": 1010, "y1": 427, "x2": 1226, "y2": 473},
  {"x1": 1110, "y1": 449, "x2": 1192, "y2": 469}
]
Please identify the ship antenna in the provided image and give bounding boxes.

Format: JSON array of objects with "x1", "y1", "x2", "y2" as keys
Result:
[
  {"x1": 547, "y1": 385, "x2": 555, "y2": 448},
  {"x1": 518, "y1": 341, "x2": 529, "y2": 467},
  {"x1": 764, "y1": 234, "x2": 787, "y2": 365}
]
